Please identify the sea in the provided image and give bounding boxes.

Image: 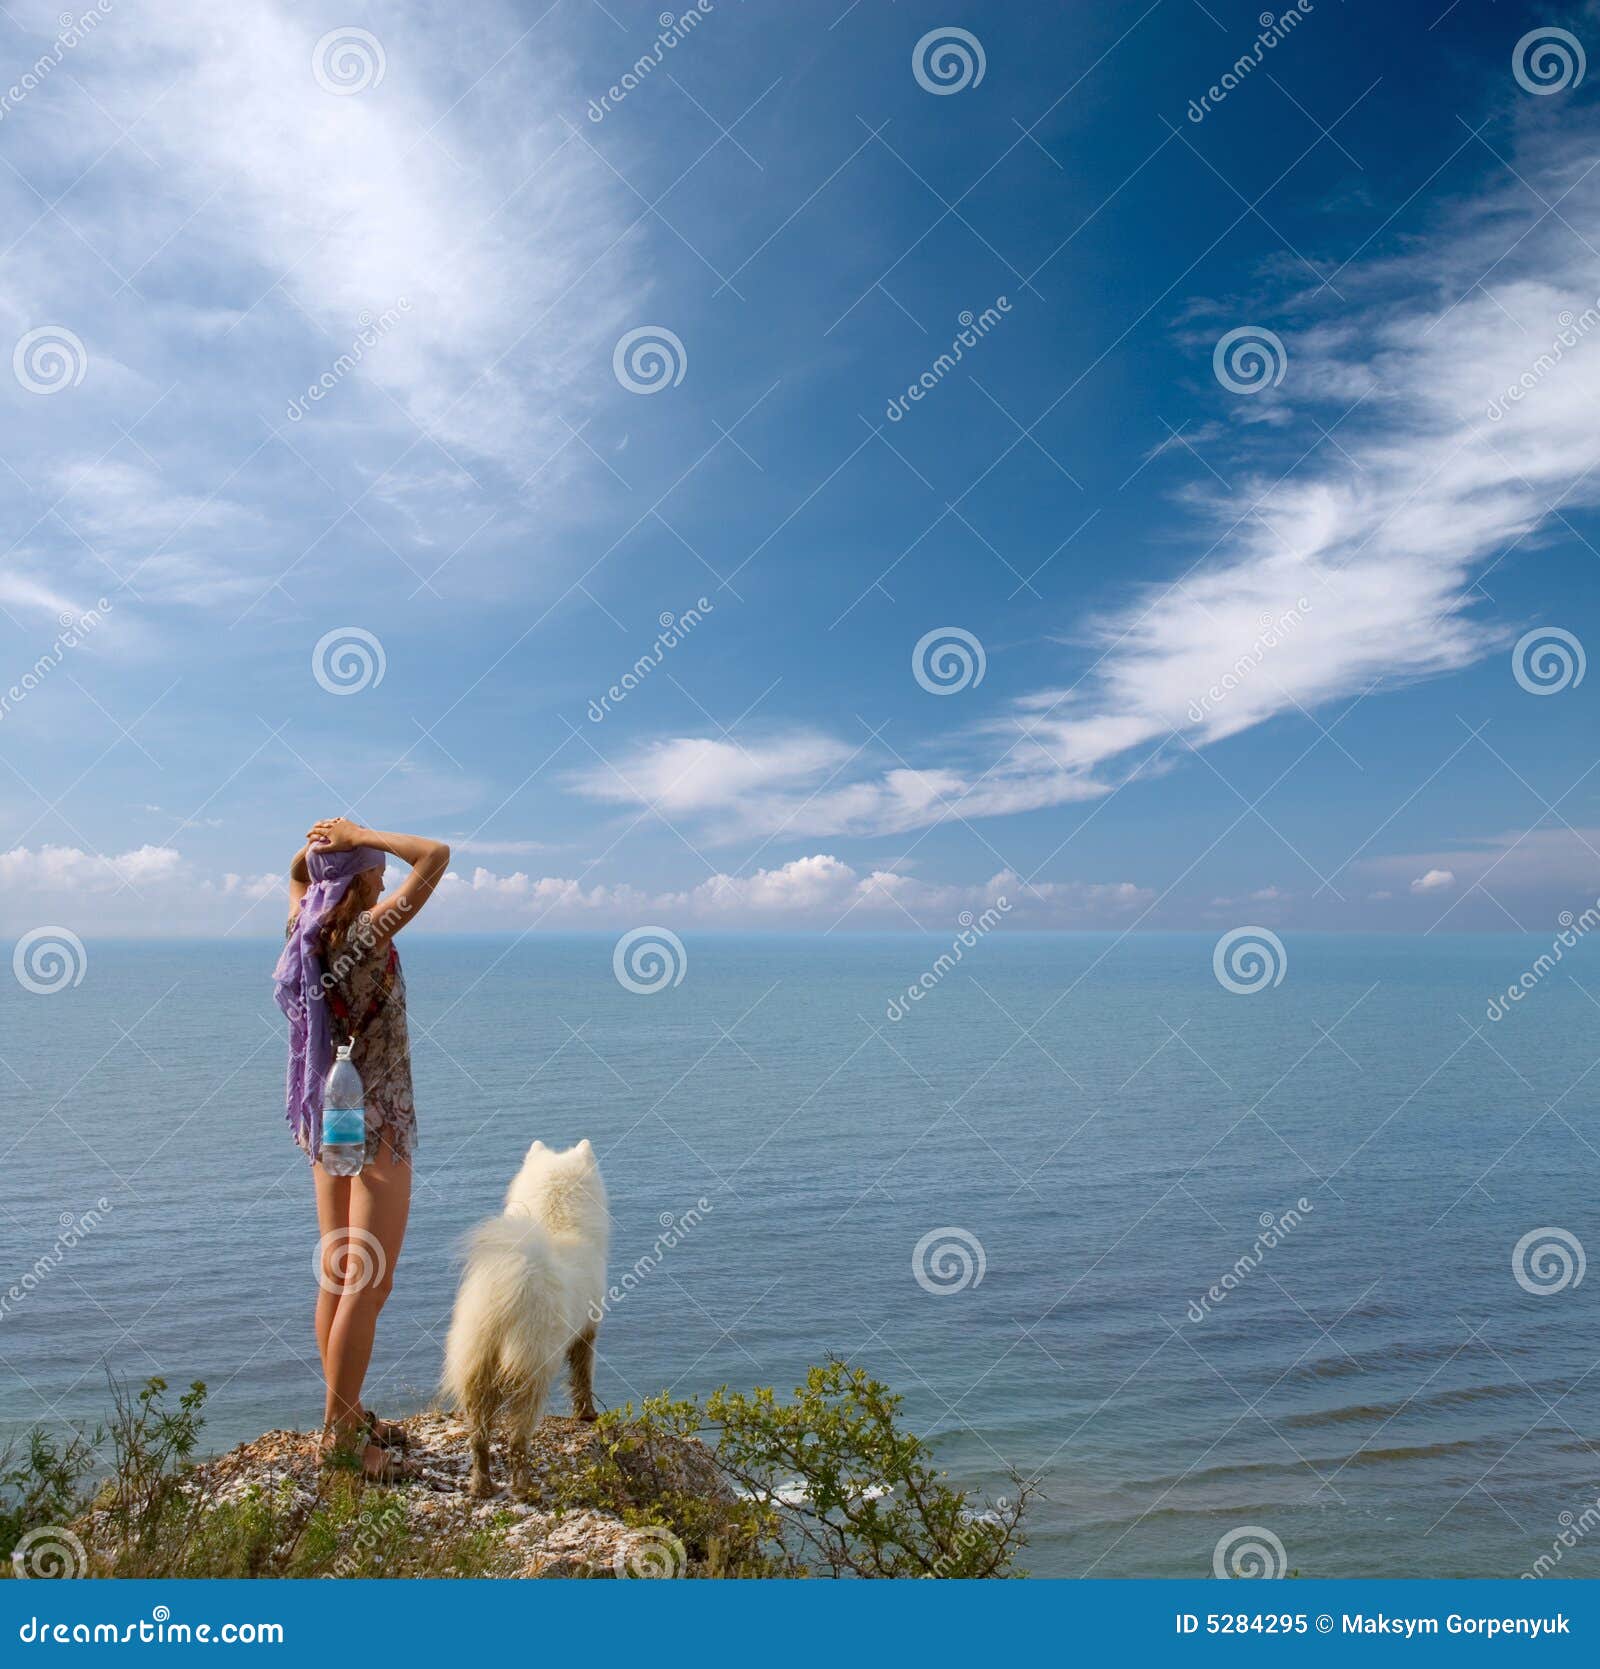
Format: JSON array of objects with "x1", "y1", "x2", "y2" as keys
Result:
[{"x1": 2, "y1": 931, "x2": 1597, "y2": 1579}]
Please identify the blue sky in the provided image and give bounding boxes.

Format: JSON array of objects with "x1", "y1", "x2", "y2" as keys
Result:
[{"x1": 0, "y1": 0, "x2": 1597, "y2": 934}]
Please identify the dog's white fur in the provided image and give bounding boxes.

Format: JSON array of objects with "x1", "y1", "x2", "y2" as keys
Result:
[{"x1": 441, "y1": 1138, "x2": 608, "y2": 1499}]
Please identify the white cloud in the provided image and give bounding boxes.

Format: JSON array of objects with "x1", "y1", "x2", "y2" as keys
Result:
[
  {"x1": 0, "y1": 843, "x2": 183, "y2": 892},
  {"x1": 1370, "y1": 828, "x2": 1600, "y2": 900},
  {"x1": 440, "y1": 853, "x2": 1151, "y2": 929},
  {"x1": 1410, "y1": 868, "x2": 1456, "y2": 894},
  {"x1": 0, "y1": 846, "x2": 1149, "y2": 933},
  {"x1": 576, "y1": 119, "x2": 1600, "y2": 842}
]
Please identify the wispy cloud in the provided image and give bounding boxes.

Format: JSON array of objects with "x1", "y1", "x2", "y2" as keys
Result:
[
  {"x1": 578, "y1": 112, "x2": 1600, "y2": 841},
  {"x1": 0, "y1": 0, "x2": 643, "y2": 623}
]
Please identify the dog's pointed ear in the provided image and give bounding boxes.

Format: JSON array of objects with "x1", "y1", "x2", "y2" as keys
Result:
[
  {"x1": 529, "y1": 1139, "x2": 545, "y2": 1151},
  {"x1": 576, "y1": 1138, "x2": 594, "y2": 1156}
]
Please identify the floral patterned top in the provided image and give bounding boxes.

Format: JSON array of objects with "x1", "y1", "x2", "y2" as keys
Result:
[{"x1": 286, "y1": 911, "x2": 417, "y2": 1167}]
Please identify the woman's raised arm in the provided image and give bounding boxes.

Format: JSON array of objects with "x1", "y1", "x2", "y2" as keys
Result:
[{"x1": 306, "y1": 817, "x2": 450, "y2": 939}]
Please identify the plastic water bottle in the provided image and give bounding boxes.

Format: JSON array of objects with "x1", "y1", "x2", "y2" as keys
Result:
[{"x1": 321, "y1": 1042, "x2": 367, "y2": 1177}]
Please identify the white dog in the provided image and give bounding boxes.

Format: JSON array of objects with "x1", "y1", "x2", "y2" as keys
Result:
[{"x1": 441, "y1": 1138, "x2": 609, "y2": 1499}]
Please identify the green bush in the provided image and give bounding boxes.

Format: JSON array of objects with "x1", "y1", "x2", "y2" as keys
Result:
[{"x1": 566, "y1": 1359, "x2": 1029, "y2": 1578}]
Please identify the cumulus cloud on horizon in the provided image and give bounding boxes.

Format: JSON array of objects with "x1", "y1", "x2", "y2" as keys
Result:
[{"x1": 0, "y1": 845, "x2": 1151, "y2": 935}]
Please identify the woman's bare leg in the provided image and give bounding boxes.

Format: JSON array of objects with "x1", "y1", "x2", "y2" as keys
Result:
[
  {"x1": 312, "y1": 1164, "x2": 353, "y2": 1378},
  {"x1": 322, "y1": 1146, "x2": 412, "y2": 1441}
]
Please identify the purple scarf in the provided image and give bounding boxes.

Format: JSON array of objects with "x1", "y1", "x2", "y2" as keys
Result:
[{"x1": 273, "y1": 844, "x2": 386, "y2": 1158}]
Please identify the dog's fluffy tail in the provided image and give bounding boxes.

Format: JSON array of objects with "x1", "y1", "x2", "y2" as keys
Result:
[{"x1": 441, "y1": 1216, "x2": 566, "y2": 1410}]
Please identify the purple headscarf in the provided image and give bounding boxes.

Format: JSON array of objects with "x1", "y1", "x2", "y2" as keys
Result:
[{"x1": 273, "y1": 843, "x2": 386, "y2": 1158}]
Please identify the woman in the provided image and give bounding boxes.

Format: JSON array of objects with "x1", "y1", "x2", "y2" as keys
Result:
[{"x1": 274, "y1": 817, "x2": 450, "y2": 1481}]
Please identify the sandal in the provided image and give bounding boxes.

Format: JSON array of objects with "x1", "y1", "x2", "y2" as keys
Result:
[
  {"x1": 359, "y1": 1441, "x2": 417, "y2": 1485},
  {"x1": 363, "y1": 1408, "x2": 410, "y2": 1451}
]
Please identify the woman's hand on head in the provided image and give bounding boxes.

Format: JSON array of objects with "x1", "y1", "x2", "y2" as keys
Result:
[{"x1": 307, "y1": 815, "x2": 365, "y2": 853}]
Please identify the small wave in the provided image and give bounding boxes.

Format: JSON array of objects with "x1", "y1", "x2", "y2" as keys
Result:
[
  {"x1": 1121, "y1": 1436, "x2": 1493, "y2": 1494},
  {"x1": 1281, "y1": 1380, "x2": 1551, "y2": 1429}
]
